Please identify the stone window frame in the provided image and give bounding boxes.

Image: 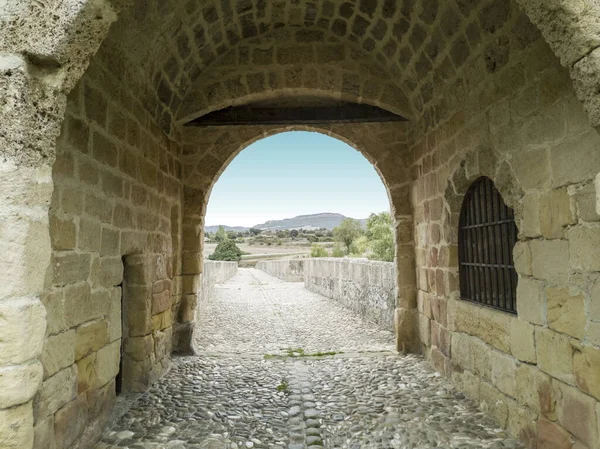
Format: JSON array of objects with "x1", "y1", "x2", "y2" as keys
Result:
[{"x1": 457, "y1": 176, "x2": 519, "y2": 314}]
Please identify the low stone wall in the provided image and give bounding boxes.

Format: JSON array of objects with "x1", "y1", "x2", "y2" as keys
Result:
[
  {"x1": 269, "y1": 258, "x2": 395, "y2": 331},
  {"x1": 255, "y1": 259, "x2": 305, "y2": 282},
  {"x1": 201, "y1": 261, "x2": 238, "y2": 303}
]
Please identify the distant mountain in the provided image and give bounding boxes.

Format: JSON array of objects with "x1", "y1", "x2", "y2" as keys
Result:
[
  {"x1": 253, "y1": 213, "x2": 366, "y2": 230},
  {"x1": 204, "y1": 225, "x2": 249, "y2": 233}
]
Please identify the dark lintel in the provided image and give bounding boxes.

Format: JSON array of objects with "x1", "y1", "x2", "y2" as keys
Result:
[{"x1": 185, "y1": 104, "x2": 408, "y2": 127}]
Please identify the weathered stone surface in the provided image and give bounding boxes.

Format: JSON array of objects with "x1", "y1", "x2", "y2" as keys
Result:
[
  {"x1": 54, "y1": 394, "x2": 88, "y2": 449},
  {"x1": 539, "y1": 188, "x2": 573, "y2": 239},
  {"x1": 41, "y1": 330, "x2": 75, "y2": 378},
  {"x1": 96, "y1": 340, "x2": 120, "y2": 388},
  {"x1": 513, "y1": 242, "x2": 532, "y2": 276},
  {"x1": 574, "y1": 345, "x2": 600, "y2": 401},
  {"x1": 569, "y1": 224, "x2": 600, "y2": 272},
  {"x1": 33, "y1": 416, "x2": 55, "y2": 449},
  {"x1": 34, "y1": 366, "x2": 77, "y2": 419},
  {"x1": 510, "y1": 318, "x2": 536, "y2": 363},
  {"x1": 530, "y1": 239, "x2": 569, "y2": 283},
  {"x1": 491, "y1": 350, "x2": 517, "y2": 397},
  {"x1": 515, "y1": 363, "x2": 551, "y2": 413},
  {"x1": 75, "y1": 320, "x2": 108, "y2": 360},
  {"x1": 124, "y1": 335, "x2": 153, "y2": 361},
  {"x1": 555, "y1": 381, "x2": 599, "y2": 448},
  {"x1": 537, "y1": 417, "x2": 571, "y2": 449},
  {"x1": 547, "y1": 287, "x2": 586, "y2": 339},
  {"x1": 0, "y1": 402, "x2": 34, "y2": 449},
  {"x1": 0, "y1": 361, "x2": 43, "y2": 408},
  {"x1": 536, "y1": 327, "x2": 574, "y2": 384},
  {"x1": 0, "y1": 296, "x2": 46, "y2": 366},
  {"x1": 516, "y1": 277, "x2": 546, "y2": 325}
]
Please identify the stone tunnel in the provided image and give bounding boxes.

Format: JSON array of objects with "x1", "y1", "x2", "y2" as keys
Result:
[{"x1": 2, "y1": 0, "x2": 600, "y2": 448}]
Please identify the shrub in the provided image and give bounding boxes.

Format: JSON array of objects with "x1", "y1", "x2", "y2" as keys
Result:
[
  {"x1": 208, "y1": 240, "x2": 243, "y2": 261},
  {"x1": 332, "y1": 243, "x2": 345, "y2": 258},
  {"x1": 310, "y1": 244, "x2": 328, "y2": 257}
]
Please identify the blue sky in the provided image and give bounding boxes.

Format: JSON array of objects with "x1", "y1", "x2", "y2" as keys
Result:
[{"x1": 205, "y1": 131, "x2": 390, "y2": 227}]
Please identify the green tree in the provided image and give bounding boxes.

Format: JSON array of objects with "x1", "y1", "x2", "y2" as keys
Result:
[
  {"x1": 332, "y1": 243, "x2": 345, "y2": 258},
  {"x1": 333, "y1": 218, "x2": 363, "y2": 254},
  {"x1": 249, "y1": 228, "x2": 262, "y2": 236},
  {"x1": 310, "y1": 244, "x2": 328, "y2": 257},
  {"x1": 350, "y1": 235, "x2": 369, "y2": 257},
  {"x1": 208, "y1": 240, "x2": 243, "y2": 261},
  {"x1": 290, "y1": 229, "x2": 299, "y2": 238},
  {"x1": 366, "y1": 211, "x2": 394, "y2": 262},
  {"x1": 214, "y1": 225, "x2": 228, "y2": 243}
]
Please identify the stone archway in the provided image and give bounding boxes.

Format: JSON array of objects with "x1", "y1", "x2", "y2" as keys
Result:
[
  {"x1": 178, "y1": 123, "x2": 418, "y2": 355},
  {"x1": 4, "y1": 1, "x2": 600, "y2": 448}
]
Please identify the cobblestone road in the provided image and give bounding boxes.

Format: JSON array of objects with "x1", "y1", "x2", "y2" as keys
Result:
[{"x1": 96, "y1": 268, "x2": 523, "y2": 449}]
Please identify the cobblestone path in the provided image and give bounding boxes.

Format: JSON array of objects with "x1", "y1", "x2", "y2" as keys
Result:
[{"x1": 96, "y1": 268, "x2": 523, "y2": 449}]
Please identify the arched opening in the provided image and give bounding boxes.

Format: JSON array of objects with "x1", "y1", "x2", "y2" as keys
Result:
[
  {"x1": 194, "y1": 130, "x2": 398, "y2": 354},
  {"x1": 5, "y1": 1, "x2": 600, "y2": 448}
]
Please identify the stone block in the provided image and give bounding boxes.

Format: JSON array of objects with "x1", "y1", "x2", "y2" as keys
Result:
[
  {"x1": 513, "y1": 241, "x2": 532, "y2": 276},
  {"x1": 530, "y1": 239, "x2": 569, "y2": 283},
  {"x1": 537, "y1": 417, "x2": 572, "y2": 449},
  {"x1": 479, "y1": 381, "x2": 509, "y2": 428},
  {"x1": 470, "y1": 337, "x2": 492, "y2": 382},
  {"x1": 539, "y1": 188, "x2": 574, "y2": 239},
  {"x1": 154, "y1": 328, "x2": 172, "y2": 361},
  {"x1": 75, "y1": 320, "x2": 108, "y2": 360},
  {"x1": 477, "y1": 307, "x2": 510, "y2": 353},
  {"x1": 100, "y1": 226, "x2": 120, "y2": 257},
  {"x1": 78, "y1": 218, "x2": 101, "y2": 252},
  {"x1": 49, "y1": 214, "x2": 77, "y2": 250},
  {"x1": 513, "y1": 146, "x2": 551, "y2": 190},
  {"x1": 0, "y1": 402, "x2": 33, "y2": 449},
  {"x1": 515, "y1": 363, "x2": 551, "y2": 413},
  {"x1": 34, "y1": 365, "x2": 77, "y2": 419},
  {"x1": 96, "y1": 340, "x2": 120, "y2": 388},
  {"x1": 574, "y1": 345, "x2": 600, "y2": 401},
  {"x1": 587, "y1": 320, "x2": 600, "y2": 346},
  {"x1": 178, "y1": 294, "x2": 197, "y2": 323},
  {"x1": 152, "y1": 289, "x2": 171, "y2": 314},
  {"x1": 96, "y1": 257, "x2": 124, "y2": 287},
  {"x1": 64, "y1": 282, "x2": 106, "y2": 328},
  {"x1": 552, "y1": 131, "x2": 600, "y2": 187},
  {"x1": 41, "y1": 330, "x2": 75, "y2": 378},
  {"x1": 0, "y1": 361, "x2": 43, "y2": 409},
  {"x1": 516, "y1": 277, "x2": 546, "y2": 325},
  {"x1": 33, "y1": 416, "x2": 55, "y2": 449},
  {"x1": 556, "y1": 380, "x2": 599, "y2": 448},
  {"x1": 124, "y1": 335, "x2": 153, "y2": 361},
  {"x1": 572, "y1": 183, "x2": 599, "y2": 222},
  {"x1": 41, "y1": 289, "x2": 67, "y2": 336},
  {"x1": 522, "y1": 192, "x2": 541, "y2": 238},
  {"x1": 547, "y1": 287, "x2": 586, "y2": 339},
  {"x1": 54, "y1": 394, "x2": 88, "y2": 449},
  {"x1": 510, "y1": 318, "x2": 536, "y2": 363},
  {"x1": 569, "y1": 224, "x2": 600, "y2": 272},
  {"x1": 536, "y1": 327, "x2": 574, "y2": 384},
  {"x1": 491, "y1": 350, "x2": 517, "y2": 397},
  {"x1": 76, "y1": 352, "x2": 97, "y2": 394},
  {"x1": 107, "y1": 287, "x2": 122, "y2": 343},
  {"x1": 507, "y1": 402, "x2": 537, "y2": 449},
  {"x1": 451, "y1": 369, "x2": 480, "y2": 400},
  {"x1": 52, "y1": 252, "x2": 91, "y2": 286},
  {"x1": 152, "y1": 309, "x2": 173, "y2": 332},
  {"x1": 0, "y1": 296, "x2": 46, "y2": 366}
]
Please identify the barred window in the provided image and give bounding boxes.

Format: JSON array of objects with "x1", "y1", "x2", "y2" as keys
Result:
[{"x1": 458, "y1": 177, "x2": 518, "y2": 313}]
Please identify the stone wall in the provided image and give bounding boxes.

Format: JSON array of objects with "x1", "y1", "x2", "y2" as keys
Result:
[
  {"x1": 303, "y1": 258, "x2": 396, "y2": 332},
  {"x1": 33, "y1": 42, "x2": 185, "y2": 449},
  {"x1": 200, "y1": 261, "x2": 239, "y2": 305},
  {"x1": 256, "y1": 259, "x2": 305, "y2": 282},
  {"x1": 408, "y1": 1, "x2": 600, "y2": 448}
]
